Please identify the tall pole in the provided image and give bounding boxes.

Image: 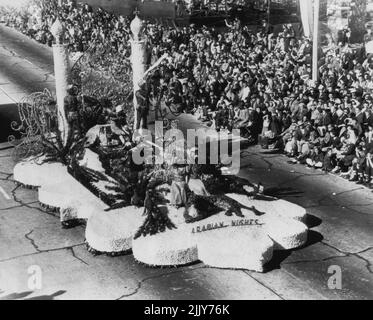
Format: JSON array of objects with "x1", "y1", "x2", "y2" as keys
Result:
[
  {"x1": 130, "y1": 12, "x2": 147, "y2": 131},
  {"x1": 312, "y1": 0, "x2": 320, "y2": 82},
  {"x1": 267, "y1": 0, "x2": 271, "y2": 50},
  {"x1": 50, "y1": 19, "x2": 70, "y2": 145}
]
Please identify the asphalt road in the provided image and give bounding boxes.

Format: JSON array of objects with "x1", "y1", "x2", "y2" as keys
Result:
[
  {"x1": 0, "y1": 25, "x2": 372, "y2": 300},
  {"x1": 0, "y1": 25, "x2": 54, "y2": 75},
  {"x1": 0, "y1": 25, "x2": 55, "y2": 143}
]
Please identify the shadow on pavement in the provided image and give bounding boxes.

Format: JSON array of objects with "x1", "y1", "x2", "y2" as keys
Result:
[
  {"x1": 0, "y1": 290, "x2": 66, "y2": 300},
  {"x1": 304, "y1": 214, "x2": 323, "y2": 228},
  {"x1": 0, "y1": 291, "x2": 33, "y2": 300},
  {"x1": 259, "y1": 149, "x2": 281, "y2": 155},
  {"x1": 24, "y1": 290, "x2": 66, "y2": 300},
  {"x1": 264, "y1": 186, "x2": 304, "y2": 198},
  {"x1": 264, "y1": 230, "x2": 324, "y2": 273}
]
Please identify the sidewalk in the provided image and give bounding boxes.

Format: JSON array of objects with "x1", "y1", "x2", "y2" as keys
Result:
[{"x1": 0, "y1": 25, "x2": 55, "y2": 104}]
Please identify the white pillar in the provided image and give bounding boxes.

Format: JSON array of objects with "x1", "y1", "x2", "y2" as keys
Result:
[
  {"x1": 131, "y1": 39, "x2": 147, "y2": 127},
  {"x1": 130, "y1": 14, "x2": 147, "y2": 130},
  {"x1": 51, "y1": 19, "x2": 70, "y2": 145},
  {"x1": 312, "y1": 0, "x2": 320, "y2": 82}
]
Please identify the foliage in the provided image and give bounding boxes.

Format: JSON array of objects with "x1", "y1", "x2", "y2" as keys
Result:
[
  {"x1": 70, "y1": 45, "x2": 134, "y2": 125},
  {"x1": 40, "y1": 128, "x2": 86, "y2": 165},
  {"x1": 9, "y1": 89, "x2": 106, "y2": 163},
  {"x1": 68, "y1": 158, "x2": 122, "y2": 207},
  {"x1": 134, "y1": 189, "x2": 177, "y2": 239},
  {"x1": 78, "y1": 95, "x2": 107, "y2": 134},
  {"x1": 9, "y1": 89, "x2": 57, "y2": 161},
  {"x1": 90, "y1": 145, "x2": 150, "y2": 210}
]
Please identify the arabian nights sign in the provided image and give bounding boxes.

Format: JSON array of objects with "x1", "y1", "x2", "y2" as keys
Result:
[{"x1": 191, "y1": 219, "x2": 263, "y2": 234}]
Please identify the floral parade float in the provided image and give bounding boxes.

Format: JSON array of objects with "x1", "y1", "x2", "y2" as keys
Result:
[{"x1": 11, "y1": 16, "x2": 309, "y2": 272}]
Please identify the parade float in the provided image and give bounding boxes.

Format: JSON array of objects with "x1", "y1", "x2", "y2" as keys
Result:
[{"x1": 11, "y1": 15, "x2": 309, "y2": 272}]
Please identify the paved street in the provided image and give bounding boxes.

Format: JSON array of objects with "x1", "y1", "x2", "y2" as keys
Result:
[
  {"x1": 0, "y1": 25, "x2": 372, "y2": 300},
  {"x1": 0, "y1": 25, "x2": 54, "y2": 100},
  {"x1": 0, "y1": 25, "x2": 55, "y2": 142}
]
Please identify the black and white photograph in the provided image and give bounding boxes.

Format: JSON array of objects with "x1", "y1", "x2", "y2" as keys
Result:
[{"x1": 0, "y1": 0, "x2": 372, "y2": 303}]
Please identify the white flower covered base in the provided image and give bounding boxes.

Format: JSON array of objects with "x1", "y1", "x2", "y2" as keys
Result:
[{"x1": 13, "y1": 158, "x2": 309, "y2": 272}]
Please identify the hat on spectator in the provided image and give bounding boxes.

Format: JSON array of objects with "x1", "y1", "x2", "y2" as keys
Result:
[{"x1": 115, "y1": 104, "x2": 124, "y2": 113}]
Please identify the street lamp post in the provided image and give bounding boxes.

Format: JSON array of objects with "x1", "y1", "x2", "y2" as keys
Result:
[{"x1": 312, "y1": 0, "x2": 320, "y2": 82}]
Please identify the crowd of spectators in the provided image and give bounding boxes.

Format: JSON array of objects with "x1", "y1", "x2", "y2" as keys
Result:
[
  {"x1": 175, "y1": 0, "x2": 267, "y2": 16},
  {"x1": 1, "y1": 1, "x2": 373, "y2": 187},
  {"x1": 0, "y1": 1, "x2": 132, "y2": 55}
]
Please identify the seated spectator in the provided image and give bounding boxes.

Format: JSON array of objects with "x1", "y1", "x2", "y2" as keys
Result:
[
  {"x1": 332, "y1": 137, "x2": 356, "y2": 173},
  {"x1": 306, "y1": 146, "x2": 324, "y2": 168},
  {"x1": 284, "y1": 132, "x2": 298, "y2": 157},
  {"x1": 295, "y1": 136, "x2": 311, "y2": 164}
]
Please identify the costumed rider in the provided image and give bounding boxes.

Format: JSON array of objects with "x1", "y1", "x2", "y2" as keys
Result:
[
  {"x1": 64, "y1": 84, "x2": 82, "y2": 137},
  {"x1": 165, "y1": 121, "x2": 188, "y2": 208},
  {"x1": 135, "y1": 79, "x2": 149, "y2": 130},
  {"x1": 187, "y1": 147, "x2": 209, "y2": 196},
  {"x1": 134, "y1": 53, "x2": 170, "y2": 130},
  {"x1": 169, "y1": 162, "x2": 188, "y2": 208},
  {"x1": 110, "y1": 104, "x2": 133, "y2": 148}
]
